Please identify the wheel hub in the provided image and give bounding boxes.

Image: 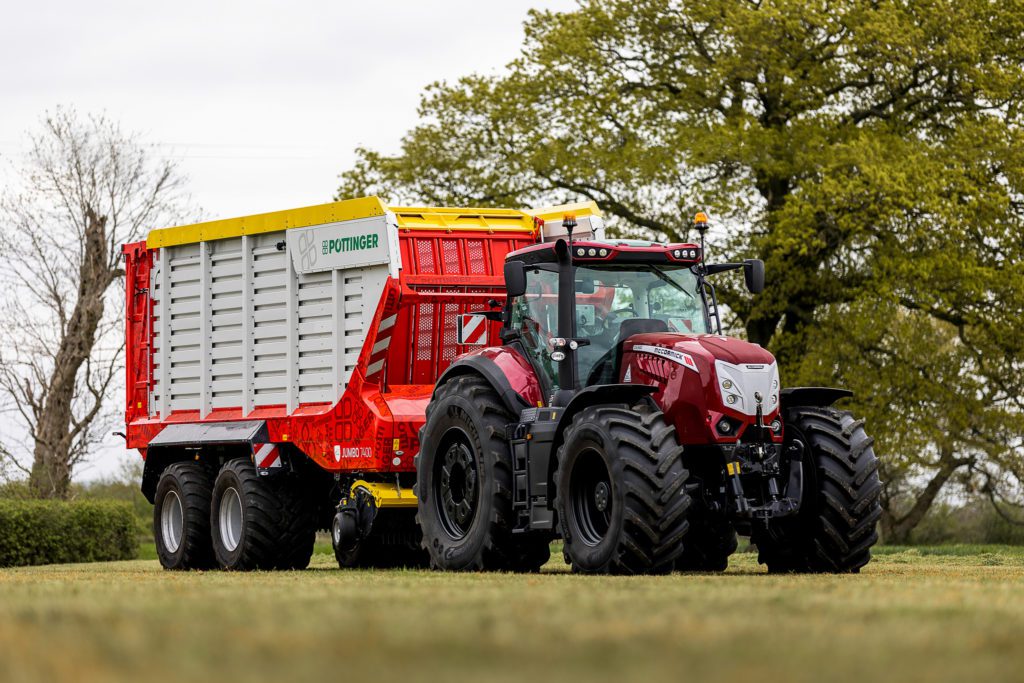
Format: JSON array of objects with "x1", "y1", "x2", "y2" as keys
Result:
[
  {"x1": 218, "y1": 486, "x2": 244, "y2": 552},
  {"x1": 594, "y1": 481, "x2": 610, "y2": 512},
  {"x1": 160, "y1": 490, "x2": 184, "y2": 553},
  {"x1": 568, "y1": 450, "x2": 614, "y2": 547},
  {"x1": 437, "y1": 437, "x2": 479, "y2": 538}
]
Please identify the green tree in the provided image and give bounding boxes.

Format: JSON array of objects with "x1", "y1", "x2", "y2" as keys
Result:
[{"x1": 339, "y1": 0, "x2": 1024, "y2": 541}]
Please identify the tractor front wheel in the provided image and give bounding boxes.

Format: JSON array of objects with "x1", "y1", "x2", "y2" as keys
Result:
[
  {"x1": 752, "y1": 406, "x2": 882, "y2": 573},
  {"x1": 555, "y1": 402, "x2": 691, "y2": 574}
]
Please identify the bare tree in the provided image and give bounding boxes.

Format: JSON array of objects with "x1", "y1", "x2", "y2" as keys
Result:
[{"x1": 0, "y1": 107, "x2": 192, "y2": 498}]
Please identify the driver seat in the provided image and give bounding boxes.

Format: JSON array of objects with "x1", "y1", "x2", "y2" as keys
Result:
[{"x1": 587, "y1": 318, "x2": 668, "y2": 386}]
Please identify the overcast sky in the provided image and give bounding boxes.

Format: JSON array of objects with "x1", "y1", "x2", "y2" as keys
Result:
[{"x1": 0, "y1": 0, "x2": 577, "y2": 481}]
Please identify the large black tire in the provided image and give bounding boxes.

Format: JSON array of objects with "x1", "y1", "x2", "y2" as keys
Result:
[
  {"x1": 674, "y1": 513, "x2": 738, "y2": 572},
  {"x1": 210, "y1": 458, "x2": 316, "y2": 571},
  {"x1": 555, "y1": 402, "x2": 691, "y2": 574},
  {"x1": 416, "y1": 375, "x2": 551, "y2": 572},
  {"x1": 753, "y1": 406, "x2": 882, "y2": 573},
  {"x1": 153, "y1": 462, "x2": 216, "y2": 570}
]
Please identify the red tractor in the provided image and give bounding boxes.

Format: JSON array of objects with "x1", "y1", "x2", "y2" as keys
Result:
[{"x1": 415, "y1": 213, "x2": 881, "y2": 573}]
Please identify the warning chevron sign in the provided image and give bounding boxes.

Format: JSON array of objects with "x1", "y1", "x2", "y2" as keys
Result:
[{"x1": 457, "y1": 313, "x2": 488, "y2": 345}]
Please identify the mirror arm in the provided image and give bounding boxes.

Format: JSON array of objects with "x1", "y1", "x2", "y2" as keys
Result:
[{"x1": 704, "y1": 262, "x2": 745, "y2": 275}]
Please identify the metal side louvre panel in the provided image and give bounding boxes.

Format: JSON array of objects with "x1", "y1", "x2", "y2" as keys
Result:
[{"x1": 149, "y1": 209, "x2": 399, "y2": 420}]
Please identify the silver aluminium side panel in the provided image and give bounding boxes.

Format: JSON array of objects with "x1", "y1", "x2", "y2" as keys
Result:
[{"x1": 150, "y1": 213, "x2": 399, "y2": 418}]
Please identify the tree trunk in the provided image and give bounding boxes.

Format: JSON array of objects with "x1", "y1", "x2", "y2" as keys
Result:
[
  {"x1": 879, "y1": 445, "x2": 965, "y2": 544},
  {"x1": 28, "y1": 207, "x2": 110, "y2": 498}
]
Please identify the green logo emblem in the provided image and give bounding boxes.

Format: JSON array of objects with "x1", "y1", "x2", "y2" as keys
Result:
[{"x1": 322, "y1": 233, "x2": 380, "y2": 255}]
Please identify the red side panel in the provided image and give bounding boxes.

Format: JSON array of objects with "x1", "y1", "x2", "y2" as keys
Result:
[{"x1": 122, "y1": 242, "x2": 153, "y2": 428}]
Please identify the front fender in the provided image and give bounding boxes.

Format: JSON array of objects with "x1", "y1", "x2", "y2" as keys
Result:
[
  {"x1": 554, "y1": 384, "x2": 658, "y2": 435},
  {"x1": 780, "y1": 387, "x2": 853, "y2": 410},
  {"x1": 551, "y1": 383, "x2": 658, "y2": 458}
]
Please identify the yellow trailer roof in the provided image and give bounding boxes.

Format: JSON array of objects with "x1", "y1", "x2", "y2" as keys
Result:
[{"x1": 146, "y1": 196, "x2": 602, "y2": 249}]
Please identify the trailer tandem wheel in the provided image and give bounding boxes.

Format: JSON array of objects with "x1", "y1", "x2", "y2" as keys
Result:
[
  {"x1": 153, "y1": 462, "x2": 216, "y2": 570},
  {"x1": 210, "y1": 458, "x2": 317, "y2": 571}
]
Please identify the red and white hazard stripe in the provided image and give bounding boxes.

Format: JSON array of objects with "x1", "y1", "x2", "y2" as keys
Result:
[
  {"x1": 365, "y1": 313, "x2": 396, "y2": 379},
  {"x1": 253, "y1": 443, "x2": 281, "y2": 469},
  {"x1": 457, "y1": 313, "x2": 487, "y2": 345}
]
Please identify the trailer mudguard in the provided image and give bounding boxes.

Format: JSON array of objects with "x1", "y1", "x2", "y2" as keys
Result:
[
  {"x1": 141, "y1": 421, "x2": 277, "y2": 502},
  {"x1": 780, "y1": 387, "x2": 853, "y2": 409}
]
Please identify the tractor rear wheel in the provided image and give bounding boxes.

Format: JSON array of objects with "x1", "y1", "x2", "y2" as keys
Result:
[
  {"x1": 416, "y1": 375, "x2": 550, "y2": 572},
  {"x1": 555, "y1": 402, "x2": 691, "y2": 574},
  {"x1": 153, "y1": 462, "x2": 216, "y2": 570},
  {"x1": 674, "y1": 513, "x2": 737, "y2": 572},
  {"x1": 752, "y1": 406, "x2": 881, "y2": 573},
  {"x1": 210, "y1": 458, "x2": 316, "y2": 571}
]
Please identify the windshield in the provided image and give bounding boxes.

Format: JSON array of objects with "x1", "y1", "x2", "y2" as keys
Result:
[{"x1": 511, "y1": 263, "x2": 707, "y2": 391}]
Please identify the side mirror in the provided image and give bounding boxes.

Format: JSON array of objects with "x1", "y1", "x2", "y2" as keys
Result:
[
  {"x1": 743, "y1": 259, "x2": 765, "y2": 294},
  {"x1": 504, "y1": 260, "x2": 527, "y2": 298}
]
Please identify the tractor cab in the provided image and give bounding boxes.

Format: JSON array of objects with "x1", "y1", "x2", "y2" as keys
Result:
[
  {"x1": 502, "y1": 237, "x2": 710, "y2": 398},
  {"x1": 500, "y1": 213, "x2": 763, "y2": 409}
]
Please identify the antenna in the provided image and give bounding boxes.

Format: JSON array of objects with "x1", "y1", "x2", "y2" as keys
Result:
[{"x1": 694, "y1": 211, "x2": 709, "y2": 270}]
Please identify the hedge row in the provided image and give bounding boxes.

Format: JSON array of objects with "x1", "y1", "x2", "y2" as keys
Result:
[{"x1": 0, "y1": 499, "x2": 139, "y2": 567}]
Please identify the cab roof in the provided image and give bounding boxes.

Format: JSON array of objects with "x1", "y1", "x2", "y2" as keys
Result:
[{"x1": 508, "y1": 239, "x2": 702, "y2": 266}]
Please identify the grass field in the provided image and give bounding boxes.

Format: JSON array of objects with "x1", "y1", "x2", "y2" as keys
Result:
[{"x1": 2, "y1": 545, "x2": 1023, "y2": 683}]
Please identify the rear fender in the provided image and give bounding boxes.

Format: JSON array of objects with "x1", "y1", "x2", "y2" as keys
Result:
[
  {"x1": 435, "y1": 351, "x2": 540, "y2": 415},
  {"x1": 141, "y1": 421, "x2": 282, "y2": 502}
]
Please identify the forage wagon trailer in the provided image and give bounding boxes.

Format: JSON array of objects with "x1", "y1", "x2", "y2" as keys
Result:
[
  {"x1": 122, "y1": 197, "x2": 604, "y2": 570},
  {"x1": 125, "y1": 198, "x2": 882, "y2": 574}
]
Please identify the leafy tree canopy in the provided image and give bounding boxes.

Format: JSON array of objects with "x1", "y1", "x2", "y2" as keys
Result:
[{"x1": 339, "y1": 0, "x2": 1024, "y2": 540}]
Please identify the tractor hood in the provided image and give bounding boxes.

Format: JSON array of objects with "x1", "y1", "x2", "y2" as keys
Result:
[
  {"x1": 623, "y1": 332, "x2": 775, "y2": 367},
  {"x1": 619, "y1": 332, "x2": 781, "y2": 445}
]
